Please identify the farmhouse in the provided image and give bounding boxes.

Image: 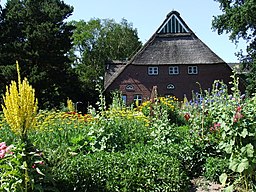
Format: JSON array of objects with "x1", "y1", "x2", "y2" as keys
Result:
[{"x1": 104, "y1": 10, "x2": 235, "y2": 105}]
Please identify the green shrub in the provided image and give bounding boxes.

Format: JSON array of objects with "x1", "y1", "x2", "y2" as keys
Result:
[
  {"x1": 91, "y1": 110, "x2": 151, "y2": 152},
  {"x1": 51, "y1": 144, "x2": 189, "y2": 192},
  {"x1": 203, "y1": 157, "x2": 229, "y2": 182},
  {"x1": 152, "y1": 123, "x2": 216, "y2": 178}
]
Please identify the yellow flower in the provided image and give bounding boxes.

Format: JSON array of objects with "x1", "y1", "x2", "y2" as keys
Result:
[
  {"x1": 1, "y1": 61, "x2": 38, "y2": 137},
  {"x1": 67, "y1": 98, "x2": 75, "y2": 112}
]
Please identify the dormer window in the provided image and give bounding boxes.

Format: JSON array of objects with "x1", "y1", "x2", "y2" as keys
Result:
[
  {"x1": 148, "y1": 67, "x2": 158, "y2": 75},
  {"x1": 188, "y1": 66, "x2": 198, "y2": 74}
]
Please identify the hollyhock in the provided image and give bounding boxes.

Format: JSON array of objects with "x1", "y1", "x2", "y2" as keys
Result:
[
  {"x1": 0, "y1": 143, "x2": 14, "y2": 158},
  {"x1": 5, "y1": 145, "x2": 14, "y2": 154},
  {"x1": 210, "y1": 122, "x2": 221, "y2": 132},
  {"x1": 0, "y1": 142, "x2": 7, "y2": 150},
  {"x1": 0, "y1": 151, "x2": 5, "y2": 158},
  {"x1": 234, "y1": 112, "x2": 243, "y2": 123},
  {"x1": 236, "y1": 106, "x2": 242, "y2": 112},
  {"x1": 214, "y1": 122, "x2": 221, "y2": 128}
]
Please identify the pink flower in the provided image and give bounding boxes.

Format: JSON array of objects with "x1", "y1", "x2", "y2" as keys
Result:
[
  {"x1": 234, "y1": 112, "x2": 243, "y2": 123},
  {"x1": 236, "y1": 106, "x2": 242, "y2": 112},
  {"x1": 0, "y1": 142, "x2": 7, "y2": 150},
  {"x1": 38, "y1": 161, "x2": 44, "y2": 165},
  {"x1": 214, "y1": 122, "x2": 221, "y2": 128},
  {"x1": 5, "y1": 145, "x2": 13, "y2": 153},
  {"x1": 0, "y1": 151, "x2": 5, "y2": 159}
]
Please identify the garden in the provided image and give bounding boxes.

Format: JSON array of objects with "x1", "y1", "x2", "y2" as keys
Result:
[{"x1": 0, "y1": 64, "x2": 256, "y2": 192}]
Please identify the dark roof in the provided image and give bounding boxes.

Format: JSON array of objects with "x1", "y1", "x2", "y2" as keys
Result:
[
  {"x1": 104, "y1": 10, "x2": 228, "y2": 90},
  {"x1": 228, "y1": 63, "x2": 248, "y2": 74},
  {"x1": 131, "y1": 33, "x2": 225, "y2": 65},
  {"x1": 104, "y1": 60, "x2": 126, "y2": 89}
]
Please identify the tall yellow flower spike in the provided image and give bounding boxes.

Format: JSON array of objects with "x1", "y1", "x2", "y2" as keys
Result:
[
  {"x1": 67, "y1": 98, "x2": 75, "y2": 112},
  {"x1": 1, "y1": 61, "x2": 38, "y2": 138}
]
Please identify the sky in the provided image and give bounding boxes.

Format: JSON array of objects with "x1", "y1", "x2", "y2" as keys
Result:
[{"x1": 0, "y1": 0, "x2": 247, "y2": 63}]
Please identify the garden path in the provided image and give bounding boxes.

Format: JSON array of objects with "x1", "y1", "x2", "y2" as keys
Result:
[{"x1": 190, "y1": 177, "x2": 223, "y2": 192}]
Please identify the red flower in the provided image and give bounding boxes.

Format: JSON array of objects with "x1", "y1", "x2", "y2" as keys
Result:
[
  {"x1": 184, "y1": 113, "x2": 190, "y2": 121},
  {"x1": 236, "y1": 106, "x2": 242, "y2": 112},
  {"x1": 214, "y1": 122, "x2": 221, "y2": 128},
  {"x1": 233, "y1": 111, "x2": 243, "y2": 123}
]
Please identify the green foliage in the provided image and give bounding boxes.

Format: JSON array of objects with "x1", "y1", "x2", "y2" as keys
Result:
[
  {"x1": 91, "y1": 99, "x2": 151, "y2": 152},
  {"x1": 148, "y1": 96, "x2": 219, "y2": 178},
  {"x1": 69, "y1": 18, "x2": 142, "y2": 105},
  {"x1": 138, "y1": 96, "x2": 186, "y2": 125},
  {"x1": 2, "y1": 74, "x2": 256, "y2": 190},
  {"x1": 203, "y1": 157, "x2": 229, "y2": 182},
  {"x1": 27, "y1": 110, "x2": 93, "y2": 164},
  {"x1": 0, "y1": 141, "x2": 55, "y2": 191},
  {"x1": 0, "y1": 0, "x2": 76, "y2": 108},
  {"x1": 0, "y1": 142, "x2": 24, "y2": 191},
  {"x1": 212, "y1": 0, "x2": 256, "y2": 95},
  {"x1": 183, "y1": 74, "x2": 256, "y2": 191},
  {"x1": 51, "y1": 145, "x2": 189, "y2": 192}
]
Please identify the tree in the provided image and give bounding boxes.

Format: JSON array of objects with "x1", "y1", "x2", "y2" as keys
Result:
[
  {"x1": 69, "y1": 18, "x2": 142, "y2": 106},
  {"x1": 212, "y1": 0, "x2": 256, "y2": 95},
  {"x1": 0, "y1": 0, "x2": 76, "y2": 108}
]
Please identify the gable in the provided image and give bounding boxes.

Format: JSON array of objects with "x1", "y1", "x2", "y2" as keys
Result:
[
  {"x1": 104, "y1": 10, "x2": 229, "y2": 92},
  {"x1": 157, "y1": 13, "x2": 189, "y2": 34}
]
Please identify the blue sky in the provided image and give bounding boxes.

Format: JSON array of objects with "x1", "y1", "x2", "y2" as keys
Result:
[{"x1": 1, "y1": 0, "x2": 247, "y2": 62}]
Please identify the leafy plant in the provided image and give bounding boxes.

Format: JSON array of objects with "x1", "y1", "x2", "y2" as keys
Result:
[
  {"x1": 203, "y1": 157, "x2": 229, "y2": 182},
  {"x1": 0, "y1": 141, "x2": 55, "y2": 192},
  {"x1": 51, "y1": 144, "x2": 189, "y2": 192},
  {"x1": 0, "y1": 142, "x2": 24, "y2": 191}
]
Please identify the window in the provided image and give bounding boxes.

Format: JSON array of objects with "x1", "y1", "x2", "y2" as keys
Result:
[
  {"x1": 188, "y1": 66, "x2": 198, "y2": 74},
  {"x1": 148, "y1": 67, "x2": 158, "y2": 75},
  {"x1": 125, "y1": 84, "x2": 134, "y2": 91},
  {"x1": 134, "y1": 94, "x2": 142, "y2": 106},
  {"x1": 169, "y1": 66, "x2": 179, "y2": 75},
  {"x1": 158, "y1": 14, "x2": 189, "y2": 34},
  {"x1": 167, "y1": 83, "x2": 175, "y2": 90},
  {"x1": 122, "y1": 95, "x2": 127, "y2": 105}
]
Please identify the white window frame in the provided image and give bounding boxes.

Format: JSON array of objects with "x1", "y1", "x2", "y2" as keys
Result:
[
  {"x1": 188, "y1": 66, "x2": 198, "y2": 74},
  {"x1": 167, "y1": 83, "x2": 175, "y2": 90},
  {"x1": 134, "y1": 94, "x2": 142, "y2": 106},
  {"x1": 148, "y1": 66, "x2": 158, "y2": 75},
  {"x1": 169, "y1": 66, "x2": 179, "y2": 75}
]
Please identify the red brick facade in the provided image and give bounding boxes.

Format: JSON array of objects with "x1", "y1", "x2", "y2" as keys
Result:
[{"x1": 106, "y1": 63, "x2": 233, "y2": 104}]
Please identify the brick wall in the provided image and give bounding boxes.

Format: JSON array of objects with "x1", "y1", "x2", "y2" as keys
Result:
[{"x1": 106, "y1": 63, "x2": 234, "y2": 104}]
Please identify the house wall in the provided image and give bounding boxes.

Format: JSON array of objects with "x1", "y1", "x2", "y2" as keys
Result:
[{"x1": 106, "y1": 63, "x2": 233, "y2": 104}]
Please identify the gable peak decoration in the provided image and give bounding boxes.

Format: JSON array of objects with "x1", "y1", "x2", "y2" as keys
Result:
[{"x1": 157, "y1": 10, "x2": 189, "y2": 34}]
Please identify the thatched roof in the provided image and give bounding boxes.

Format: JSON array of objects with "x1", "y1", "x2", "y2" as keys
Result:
[
  {"x1": 104, "y1": 10, "x2": 227, "y2": 90},
  {"x1": 104, "y1": 60, "x2": 126, "y2": 90},
  {"x1": 131, "y1": 33, "x2": 225, "y2": 65}
]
